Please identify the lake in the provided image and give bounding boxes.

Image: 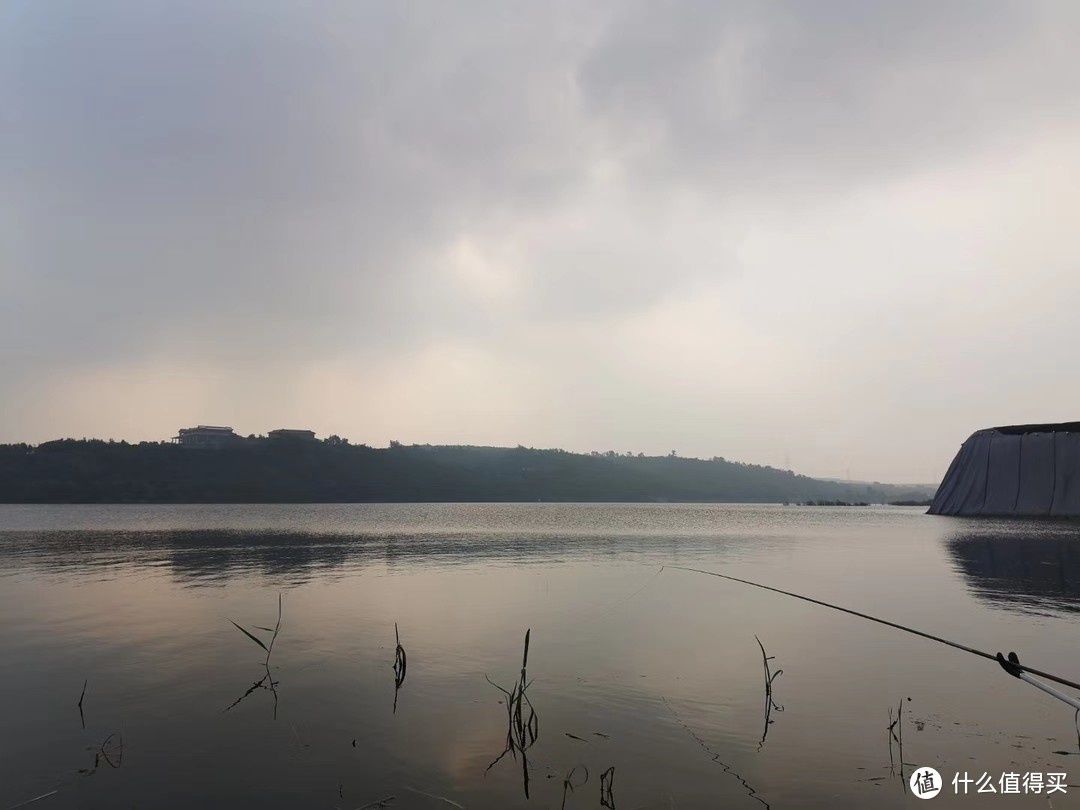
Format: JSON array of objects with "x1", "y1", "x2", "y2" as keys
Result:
[{"x1": 1, "y1": 503, "x2": 1079, "y2": 809}]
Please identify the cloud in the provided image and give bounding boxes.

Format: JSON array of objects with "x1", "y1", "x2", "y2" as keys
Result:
[
  {"x1": 2, "y1": 1, "x2": 1078, "y2": 481},
  {"x1": 580, "y1": 1, "x2": 1079, "y2": 192}
]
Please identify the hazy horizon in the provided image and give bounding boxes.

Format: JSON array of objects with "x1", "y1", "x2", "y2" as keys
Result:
[{"x1": 5, "y1": 1, "x2": 1079, "y2": 485}]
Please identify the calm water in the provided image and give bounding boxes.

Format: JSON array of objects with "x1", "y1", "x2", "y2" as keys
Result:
[{"x1": 1, "y1": 504, "x2": 1080, "y2": 809}]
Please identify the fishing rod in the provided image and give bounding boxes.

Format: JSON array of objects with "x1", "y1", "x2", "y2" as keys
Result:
[
  {"x1": 665, "y1": 565, "x2": 1080, "y2": 709},
  {"x1": 996, "y1": 651, "x2": 1080, "y2": 712}
]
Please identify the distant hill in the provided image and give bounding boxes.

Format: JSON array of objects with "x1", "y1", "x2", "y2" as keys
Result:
[{"x1": 0, "y1": 439, "x2": 936, "y2": 505}]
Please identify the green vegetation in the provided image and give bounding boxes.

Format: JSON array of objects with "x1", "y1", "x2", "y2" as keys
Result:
[{"x1": 0, "y1": 438, "x2": 935, "y2": 504}]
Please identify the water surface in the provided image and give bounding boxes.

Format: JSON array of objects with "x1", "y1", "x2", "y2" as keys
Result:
[{"x1": 1, "y1": 504, "x2": 1079, "y2": 809}]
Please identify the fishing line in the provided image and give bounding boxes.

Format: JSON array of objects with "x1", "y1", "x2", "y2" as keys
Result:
[
  {"x1": 592, "y1": 565, "x2": 665, "y2": 620},
  {"x1": 664, "y1": 565, "x2": 1080, "y2": 694}
]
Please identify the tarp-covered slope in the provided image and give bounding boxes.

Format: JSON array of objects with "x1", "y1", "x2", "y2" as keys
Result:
[{"x1": 929, "y1": 422, "x2": 1080, "y2": 516}]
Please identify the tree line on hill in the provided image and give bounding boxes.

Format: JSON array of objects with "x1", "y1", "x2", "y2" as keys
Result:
[{"x1": 0, "y1": 438, "x2": 936, "y2": 504}]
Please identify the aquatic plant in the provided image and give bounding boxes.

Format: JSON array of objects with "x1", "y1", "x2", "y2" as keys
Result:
[
  {"x1": 393, "y1": 623, "x2": 407, "y2": 714},
  {"x1": 77, "y1": 679, "x2": 87, "y2": 730},
  {"x1": 77, "y1": 732, "x2": 123, "y2": 776},
  {"x1": 887, "y1": 697, "x2": 912, "y2": 790},
  {"x1": 229, "y1": 593, "x2": 282, "y2": 669},
  {"x1": 754, "y1": 636, "x2": 784, "y2": 751},
  {"x1": 224, "y1": 594, "x2": 283, "y2": 718},
  {"x1": 485, "y1": 629, "x2": 539, "y2": 798},
  {"x1": 600, "y1": 765, "x2": 616, "y2": 809},
  {"x1": 223, "y1": 670, "x2": 278, "y2": 717},
  {"x1": 486, "y1": 629, "x2": 537, "y2": 747},
  {"x1": 559, "y1": 765, "x2": 588, "y2": 810}
]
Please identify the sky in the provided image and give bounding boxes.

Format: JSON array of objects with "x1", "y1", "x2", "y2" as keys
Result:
[{"x1": 2, "y1": 1, "x2": 1079, "y2": 483}]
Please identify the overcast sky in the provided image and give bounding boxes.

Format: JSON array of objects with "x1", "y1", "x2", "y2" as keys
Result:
[{"x1": 3, "y1": 1, "x2": 1078, "y2": 483}]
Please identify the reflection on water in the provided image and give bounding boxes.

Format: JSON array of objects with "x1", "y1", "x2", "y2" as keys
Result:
[
  {"x1": 2, "y1": 504, "x2": 1080, "y2": 810},
  {"x1": 0, "y1": 527, "x2": 751, "y2": 586},
  {"x1": 946, "y1": 523, "x2": 1080, "y2": 616}
]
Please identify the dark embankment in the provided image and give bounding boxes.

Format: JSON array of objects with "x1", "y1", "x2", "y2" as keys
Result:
[{"x1": 0, "y1": 439, "x2": 934, "y2": 504}]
